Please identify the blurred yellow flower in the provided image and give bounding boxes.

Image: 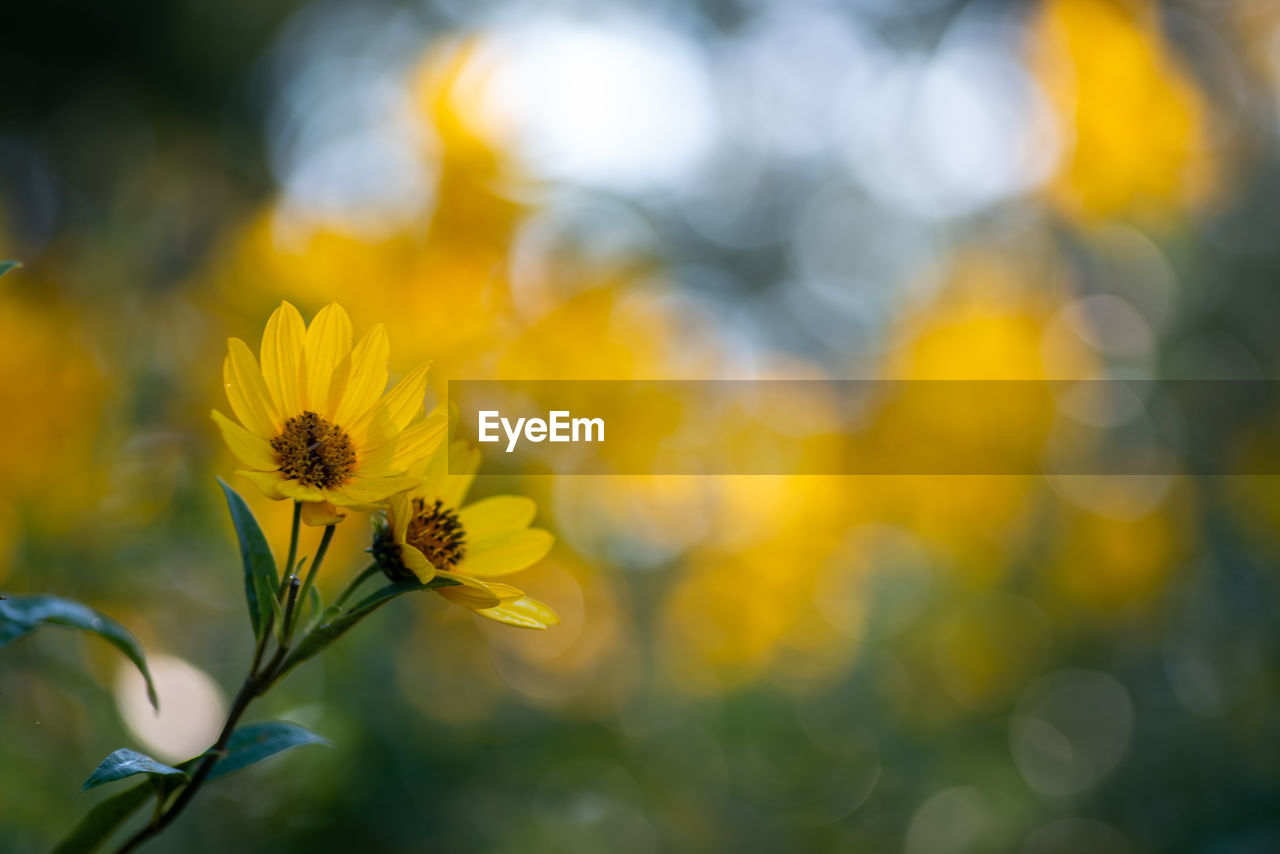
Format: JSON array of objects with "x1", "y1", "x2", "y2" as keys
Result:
[
  {"x1": 872, "y1": 253, "x2": 1077, "y2": 586},
  {"x1": 0, "y1": 287, "x2": 106, "y2": 574},
  {"x1": 374, "y1": 435, "x2": 558, "y2": 629},
  {"x1": 1045, "y1": 496, "x2": 1188, "y2": 614},
  {"x1": 659, "y1": 475, "x2": 863, "y2": 694},
  {"x1": 1032, "y1": 0, "x2": 1217, "y2": 221},
  {"x1": 212, "y1": 301, "x2": 444, "y2": 526}
]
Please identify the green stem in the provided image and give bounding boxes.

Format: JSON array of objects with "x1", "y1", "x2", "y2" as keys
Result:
[
  {"x1": 279, "y1": 576, "x2": 301, "y2": 639},
  {"x1": 248, "y1": 608, "x2": 275, "y2": 684},
  {"x1": 115, "y1": 606, "x2": 285, "y2": 852},
  {"x1": 113, "y1": 667, "x2": 261, "y2": 853},
  {"x1": 112, "y1": 523, "x2": 348, "y2": 852},
  {"x1": 334, "y1": 563, "x2": 380, "y2": 610},
  {"x1": 282, "y1": 501, "x2": 301, "y2": 594},
  {"x1": 254, "y1": 640, "x2": 293, "y2": 694},
  {"x1": 285, "y1": 525, "x2": 335, "y2": 644}
]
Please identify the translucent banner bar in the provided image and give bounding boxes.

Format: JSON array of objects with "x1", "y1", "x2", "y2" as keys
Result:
[{"x1": 447, "y1": 380, "x2": 1280, "y2": 475}]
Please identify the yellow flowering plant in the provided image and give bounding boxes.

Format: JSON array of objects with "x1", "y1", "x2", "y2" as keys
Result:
[
  {"x1": 0, "y1": 299, "x2": 557, "y2": 854},
  {"x1": 372, "y1": 430, "x2": 559, "y2": 629},
  {"x1": 213, "y1": 301, "x2": 443, "y2": 526}
]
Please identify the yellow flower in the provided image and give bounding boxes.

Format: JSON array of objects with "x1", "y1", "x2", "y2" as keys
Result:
[
  {"x1": 1032, "y1": 0, "x2": 1216, "y2": 221},
  {"x1": 212, "y1": 301, "x2": 445, "y2": 526},
  {"x1": 373, "y1": 434, "x2": 558, "y2": 629}
]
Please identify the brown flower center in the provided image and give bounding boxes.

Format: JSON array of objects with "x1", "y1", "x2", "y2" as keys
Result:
[
  {"x1": 406, "y1": 498, "x2": 466, "y2": 571},
  {"x1": 270, "y1": 410, "x2": 356, "y2": 489}
]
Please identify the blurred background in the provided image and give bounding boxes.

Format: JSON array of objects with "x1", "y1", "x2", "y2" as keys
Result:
[{"x1": 4, "y1": 0, "x2": 1280, "y2": 851}]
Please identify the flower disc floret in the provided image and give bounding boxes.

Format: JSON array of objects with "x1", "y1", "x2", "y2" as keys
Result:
[{"x1": 271, "y1": 411, "x2": 357, "y2": 489}]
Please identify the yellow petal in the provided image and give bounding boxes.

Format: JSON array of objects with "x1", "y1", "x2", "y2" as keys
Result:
[
  {"x1": 481, "y1": 582, "x2": 525, "y2": 603},
  {"x1": 332, "y1": 323, "x2": 389, "y2": 426},
  {"x1": 458, "y1": 496, "x2": 536, "y2": 540},
  {"x1": 439, "y1": 442, "x2": 481, "y2": 508},
  {"x1": 393, "y1": 411, "x2": 450, "y2": 470},
  {"x1": 302, "y1": 303, "x2": 352, "y2": 417},
  {"x1": 211, "y1": 409, "x2": 279, "y2": 471},
  {"x1": 388, "y1": 491, "x2": 413, "y2": 542},
  {"x1": 276, "y1": 479, "x2": 327, "y2": 503},
  {"x1": 399, "y1": 543, "x2": 435, "y2": 581},
  {"x1": 472, "y1": 608, "x2": 545, "y2": 629},
  {"x1": 473, "y1": 596, "x2": 559, "y2": 629},
  {"x1": 329, "y1": 475, "x2": 421, "y2": 507},
  {"x1": 435, "y1": 573, "x2": 502, "y2": 609},
  {"x1": 237, "y1": 469, "x2": 290, "y2": 500},
  {"x1": 260, "y1": 301, "x2": 305, "y2": 417},
  {"x1": 360, "y1": 411, "x2": 448, "y2": 477},
  {"x1": 382, "y1": 361, "x2": 434, "y2": 431},
  {"x1": 349, "y1": 361, "x2": 432, "y2": 441},
  {"x1": 417, "y1": 439, "x2": 450, "y2": 499},
  {"x1": 518, "y1": 596, "x2": 561, "y2": 626},
  {"x1": 423, "y1": 402, "x2": 452, "y2": 437},
  {"x1": 463, "y1": 529, "x2": 554, "y2": 577},
  {"x1": 224, "y1": 339, "x2": 280, "y2": 438},
  {"x1": 301, "y1": 500, "x2": 347, "y2": 527}
]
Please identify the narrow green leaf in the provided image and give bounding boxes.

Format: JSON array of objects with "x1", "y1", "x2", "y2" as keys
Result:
[
  {"x1": 281, "y1": 577, "x2": 458, "y2": 675},
  {"x1": 0, "y1": 595, "x2": 159, "y2": 711},
  {"x1": 81, "y1": 748, "x2": 186, "y2": 792},
  {"x1": 303, "y1": 582, "x2": 323, "y2": 632},
  {"x1": 218, "y1": 478, "x2": 279, "y2": 640},
  {"x1": 206, "y1": 721, "x2": 330, "y2": 782},
  {"x1": 53, "y1": 780, "x2": 153, "y2": 854},
  {"x1": 309, "y1": 602, "x2": 343, "y2": 635},
  {"x1": 0, "y1": 260, "x2": 21, "y2": 277},
  {"x1": 269, "y1": 587, "x2": 286, "y2": 643}
]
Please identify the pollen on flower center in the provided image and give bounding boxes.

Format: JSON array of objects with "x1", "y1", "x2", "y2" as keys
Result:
[
  {"x1": 270, "y1": 410, "x2": 356, "y2": 489},
  {"x1": 407, "y1": 498, "x2": 467, "y2": 570}
]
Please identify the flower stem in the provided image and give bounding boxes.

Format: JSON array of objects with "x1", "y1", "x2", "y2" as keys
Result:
[
  {"x1": 282, "y1": 501, "x2": 302, "y2": 591},
  {"x1": 247, "y1": 608, "x2": 275, "y2": 687},
  {"x1": 285, "y1": 524, "x2": 335, "y2": 644},
  {"x1": 279, "y1": 575, "x2": 302, "y2": 638},
  {"x1": 334, "y1": 563, "x2": 380, "y2": 609},
  {"x1": 113, "y1": 633, "x2": 271, "y2": 853},
  {"x1": 112, "y1": 524, "x2": 340, "y2": 853}
]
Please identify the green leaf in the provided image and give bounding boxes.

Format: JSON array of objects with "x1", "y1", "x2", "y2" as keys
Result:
[
  {"x1": 0, "y1": 260, "x2": 20, "y2": 277},
  {"x1": 308, "y1": 601, "x2": 343, "y2": 635},
  {"x1": 218, "y1": 478, "x2": 279, "y2": 640},
  {"x1": 0, "y1": 595, "x2": 159, "y2": 711},
  {"x1": 280, "y1": 577, "x2": 457, "y2": 677},
  {"x1": 206, "y1": 721, "x2": 330, "y2": 781},
  {"x1": 81, "y1": 749, "x2": 186, "y2": 792},
  {"x1": 303, "y1": 582, "x2": 323, "y2": 632},
  {"x1": 53, "y1": 780, "x2": 154, "y2": 854}
]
